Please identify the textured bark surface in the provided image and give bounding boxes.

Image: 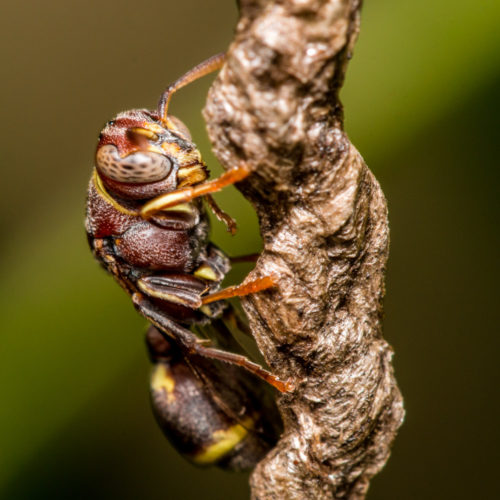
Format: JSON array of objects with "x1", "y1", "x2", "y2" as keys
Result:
[{"x1": 204, "y1": 1, "x2": 404, "y2": 498}]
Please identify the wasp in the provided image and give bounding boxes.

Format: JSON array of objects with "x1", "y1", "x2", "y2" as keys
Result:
[{"x1": 85, "y1": 53, "x2": 290, "y2": 469}]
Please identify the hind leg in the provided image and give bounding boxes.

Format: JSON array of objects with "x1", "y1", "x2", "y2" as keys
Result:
[{"x1": 133, "y1": 293, "x2": 292, "y2": 393}]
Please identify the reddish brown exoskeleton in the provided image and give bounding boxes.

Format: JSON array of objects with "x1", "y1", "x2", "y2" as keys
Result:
[{"x1": 85, "y1": 54, "x2": 289, "y2": 468}]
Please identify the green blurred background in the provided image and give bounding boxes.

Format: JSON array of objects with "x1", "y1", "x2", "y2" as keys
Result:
[{"x1": 1, "y1": 1, "x2": 498, "y2": 498}]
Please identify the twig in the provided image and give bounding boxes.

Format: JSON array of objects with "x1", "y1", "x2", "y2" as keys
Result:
[{"x1": 204, "y1": 1, "x2": 404, "y2": 498}]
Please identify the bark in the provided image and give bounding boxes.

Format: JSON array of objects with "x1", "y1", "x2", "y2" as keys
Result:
[{"x1": 203, "y1": 1, "x2": 404, "y2": 498}]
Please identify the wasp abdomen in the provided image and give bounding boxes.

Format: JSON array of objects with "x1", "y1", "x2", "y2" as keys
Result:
[
  {"x1": 147, "y1": 327, "x2": 278, "y2": 471},
  {"x1": 151, "y1": 362, "x2": 256, "y2": 468}
]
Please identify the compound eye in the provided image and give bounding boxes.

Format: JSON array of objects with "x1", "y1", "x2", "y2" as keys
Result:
[{"x1": 96, "y1": 145, "x2": 172, "y2": 183}]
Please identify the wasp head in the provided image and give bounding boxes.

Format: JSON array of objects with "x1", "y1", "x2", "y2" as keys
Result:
[{"x1": 96, "y1": 109, "x2": 208, "y2": 199}]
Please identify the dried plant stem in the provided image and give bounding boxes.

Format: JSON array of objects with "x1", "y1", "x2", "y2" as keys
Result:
[{"x1": 204, "y1": 1, "x2": 404, "y2": 498}]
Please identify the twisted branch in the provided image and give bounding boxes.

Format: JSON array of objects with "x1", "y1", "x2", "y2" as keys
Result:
[{"x1": 204, "y1": 1, "x2": 404, "y2": 498}]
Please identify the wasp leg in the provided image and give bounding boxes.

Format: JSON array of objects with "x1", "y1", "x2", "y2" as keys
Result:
[
  {"x1": 193, "y1": 343, "x2": 292, "y2": 393},
  {"x1": 132, "y1": 293, "x2": 292, "y2": 393},
  {"x1": 139, "y1": 245, "x2": 231, "y2": 319},
  {"x1": 137, "y1": 273, "x2": 209, "y2": 308},
  {"x1": 204, "y1": 194, "x2": 237, "y2": 235},
  {"x1": 140, "y1": 164, "x2": 251, "y2": 218},
  {"x1": 222, "y1": 306, "x2": 253, "y2": 338},
  {"x1": 201, "y1": 276, "x2": 276, "y2": 305},
  {"x1": 229, "y1": 253, "x2": 260, "y2": 264},
  {"x1": 137, "y1": 272, "x2": 227, "y2": 321}
]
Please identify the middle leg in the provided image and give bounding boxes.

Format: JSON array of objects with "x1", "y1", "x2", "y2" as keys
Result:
[{"x1": 201, "y1": 276, "x2": 276, "y2": 305}]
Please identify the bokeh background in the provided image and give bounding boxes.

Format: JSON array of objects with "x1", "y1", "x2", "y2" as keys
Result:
[{"x1": 1, "y1": 1, "x2": 498, "y2": 498}]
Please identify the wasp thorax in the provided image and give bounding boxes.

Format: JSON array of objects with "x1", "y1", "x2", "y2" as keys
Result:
[{"x1": 96, "y1": 144, "x2": 172, "y2": 183}]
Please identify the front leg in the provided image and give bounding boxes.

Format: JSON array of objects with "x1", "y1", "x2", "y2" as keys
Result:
[
  {"x1": 204, "y1": 194, "x2": 237, "y2": 235},
  {"x1": 140, "y1": 164, "x2": 251, "y2": 218}
]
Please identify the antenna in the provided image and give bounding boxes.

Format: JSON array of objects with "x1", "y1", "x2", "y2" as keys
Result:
[{"x1": 158, "y1": 52, "x2": 226, "y2": 125}]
